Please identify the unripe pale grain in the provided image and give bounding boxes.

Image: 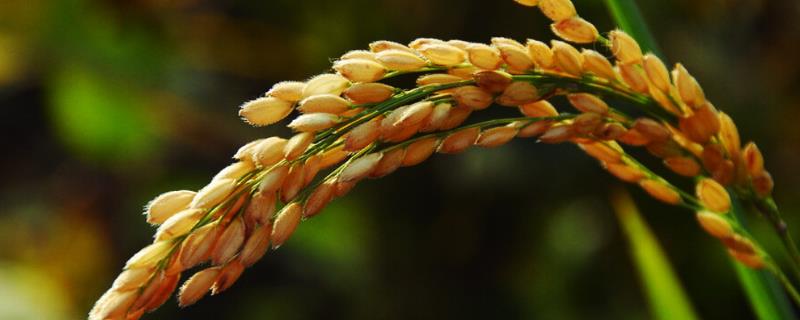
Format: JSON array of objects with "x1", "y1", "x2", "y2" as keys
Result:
[
  {"x1": 551, "y1": 17, "x2": 598, "y2": 44},
  {"x1": 239, "y1": 97, "x2": 294, "y2": 127},
  {"x1": 298, "y1": 94, "x2": 351, "y2": 114},
  {"x1": 271, "y1": 203, "x2": 302, "y2": 249},
  {"x1": 146, "y1": 190, "x2": 196, "y2": 225},
  {"x1": 333, "y1": 58, "x2": 386, "y2": 83},
  {"x1": 302, "y1": 73, "x2": 350, "y2": 98}
]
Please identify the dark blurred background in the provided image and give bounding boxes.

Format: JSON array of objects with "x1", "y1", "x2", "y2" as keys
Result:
[{"x1": 1, "y1": 0, "x2": 799, "y2": 319}]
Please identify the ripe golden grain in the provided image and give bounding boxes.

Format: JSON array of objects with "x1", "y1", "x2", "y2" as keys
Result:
[
  {"x1": 467, "y1": 43, "x2": 503, "y2": 70},
  {"x1": 551, "y1": 40, "x2": 583, "y2": 76},
  {"x1": 696, "y1": 211, "x2": 734, "y2": 239},
  {"x1": 476, "y1": 126, "x2": 518, "y2": 148},
  {"x1": 639, "y1": 179, "x2": 682, "y2": 205},
  {"x1": 402, "y1": 137, "x2": 439, "y2": 166},
  {"x1": 696, "y1": 178, "x2": 731, "y2": 213},
  {"x1": 271, "y1": 203, "x2": 302, "y2": 249},
  {"x1": 551, "y1": 17, "x2": 598, "y2": 44},
  {"x1": 145, "y1": 190, "x2": 196, "y2": 225}
]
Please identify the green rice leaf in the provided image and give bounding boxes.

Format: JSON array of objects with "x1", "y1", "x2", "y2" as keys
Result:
[{"x1": 611, "y1": 189, "x2": 699, "y2": 320}]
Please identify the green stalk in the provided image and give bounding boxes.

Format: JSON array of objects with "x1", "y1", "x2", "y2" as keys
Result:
[{"x1": 602, "y1": 0, "x2": 797, "y2": 318}]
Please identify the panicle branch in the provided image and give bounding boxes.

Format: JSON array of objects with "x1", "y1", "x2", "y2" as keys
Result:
[{"x1": 91, "y1": 0, "x2": 786, "y2": 318}]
